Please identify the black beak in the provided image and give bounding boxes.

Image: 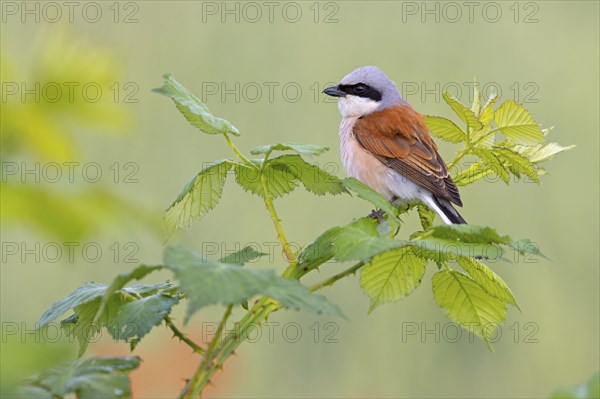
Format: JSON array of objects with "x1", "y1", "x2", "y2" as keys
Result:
[{"x1": 323, "y1": 85, "x2": 346, "y2": 98}]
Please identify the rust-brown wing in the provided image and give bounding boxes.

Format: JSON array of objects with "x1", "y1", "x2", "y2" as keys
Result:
[{"x1": 352, "y1": 104, "x2": 462, "y2": 206}]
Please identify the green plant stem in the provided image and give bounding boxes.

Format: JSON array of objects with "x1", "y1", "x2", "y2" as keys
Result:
[
  {"x1": 182, "y1": 169, "x2": 299, "y2": 397},
  {"x1": 309, "y1": 262, "x2": 364, "y2": 292},
  {"x1": 223, "y1": 133, "x2": 254, "y2": 166},
  {"x1": 186, "y1": 297, "x2": 278, "y2": 396},
  {"x1": 164, "y1": 316, "x2": 205, "y2": 355},
  {"x1": 182, "y1": 304, "x2": 233, "y2": 399},
  {"x1": 448, "y1": 127, "x2": 502, "y2": 170},
  {"x1": 260, "y1": 174, "x2": 297, "y2": 263}
]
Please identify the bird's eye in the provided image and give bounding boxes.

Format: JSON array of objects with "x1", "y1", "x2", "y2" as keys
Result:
[{"x1": 354, "y1": 84, "x2": 367, "y2": 94}]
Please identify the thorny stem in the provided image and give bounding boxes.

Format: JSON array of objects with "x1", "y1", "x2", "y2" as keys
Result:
[
  {"x1": 164, "y1": 316, "x2": 205, "y2": 355},
  {"x1": 181, "y1": 137, "x2": 300, "y2": 396},
  {"x1": 180, "y1": 136, "x2": 379, "y2": 397},
  {"x1": 260, "y1": 174, "x2": 297, "y2": 263},
  {"x1": 181, "y1": 305, "x2": 233, "y2": 399}
]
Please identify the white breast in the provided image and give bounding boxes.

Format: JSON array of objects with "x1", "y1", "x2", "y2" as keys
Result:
[{"x1": 339, "y1": 117, "x2": 427, "y2": 205}]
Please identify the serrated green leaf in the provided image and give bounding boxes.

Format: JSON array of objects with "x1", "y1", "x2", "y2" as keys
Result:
[
  {"x1": 479, "y1": 94, "x2": 498, "y2": 125},
  {"x1": 332, "y1": 218, "x2": 405, "y2": 261},
  {"x1": 153, "y1": 73, "x2": 240, "y2": 136},
  {"x1": 123, "y1": 281, "x2": 176, "y2": 297},
  {"x1": 417, "y1": 203, "x2": 435, "y2": 231},
  {"x1": 411, "y1": 238, "x2": 503, "y2": 261},
  {"x1": 38, "y1": 282, "x2": 107, "y2": 328},
  {"x1": 425, "y1": 115, "x2": 468, "y2": 143},
  {"x1": 432, "y1": 270, "x2": 507, "y2": 348},
  {"x1": 511, "y1": 238, "x2": 548, "y2": 259},
  {"x1": 452, "y1": 162, "x2": 494, "y2": 187},
  {"x1": 94, "y1": 264, "x2": 164, "y2": 323},
  {"x1": 456, "y1": 257, "x2": 518, "y2": 308},
  {"x1": 493, "y1": 147, "x2": 540, "y2": 183},
  {"x1": 269, "y1": 154, "x2": 348, "y2": 196},
  {"x1": 234, "y1": 162, "x2": 298, "y2": 198},
  {"x1": 511, "y1": 142, "x2": 575, "y2": 163},
  {"x1": 471, "y1": 125, "x2": 496, "y2": 148},
  {"x1": 442, "y1": 92, "x2": 483, "y2": 132},
  {"x1": 108, "y1": 294, "x2": 179, "y2": 341},
  {"x1": 360, "y1": 246, "x2": 427, "y2": 313},
  {"x1": 494, "y1": 100, "x2": 544, "y2": 144},
  {"x1": 166, "y1": 160, "x2": 234, "y2": 234},
  {"x1": 62, "y1": 294, "x2": 132, "y2": 357},
  {"x1": 297, "y1": 226, "x2": 340, "y2": 271},
  {"x1": 250, "y1": 143, "x2": 329, "y2": 158},
  {"x1": 429, "y1": 224, "x2": 511, "y2": 245},
  {"x1": 20, "y1": 356, "x2": 140, "y2": 399},
  {"x1": 341, "y1": 177, "x2": 401, "y2": 224},
  {"x1": 472, "y1": 148, "x2": 510, "y2": 184},
  {"x1": 164, "y1": 246, "x2": 342, "y2": 321},
  {"x1": 298, "y1": 217, "x2": 406, "y2": 270},
  {"x1": 219, "y1": 246, "x2": 267, "y2": 264}
]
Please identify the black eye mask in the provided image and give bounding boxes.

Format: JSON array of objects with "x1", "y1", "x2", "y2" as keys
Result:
[{"x1": 338, "y1": 83, "x2": 382, "y2": 102}]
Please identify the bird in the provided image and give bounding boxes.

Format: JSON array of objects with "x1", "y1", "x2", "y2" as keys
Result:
[{"x1": 323, "y1": 66, "x2": 467, "y2": 225}]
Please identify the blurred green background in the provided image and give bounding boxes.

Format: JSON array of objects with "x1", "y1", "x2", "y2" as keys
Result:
[{"x1": 1, "y1": 1, "x2": 598, "y2": 398}]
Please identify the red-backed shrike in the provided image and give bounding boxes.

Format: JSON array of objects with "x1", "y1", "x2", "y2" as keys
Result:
[{"x1": 324, "y1": 66, "x2": 466, "y2": 224}]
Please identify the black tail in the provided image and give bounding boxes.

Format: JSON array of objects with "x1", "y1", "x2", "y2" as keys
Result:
[{"x1": 432, "y1": 196, "x2": 467, "y2": 224}]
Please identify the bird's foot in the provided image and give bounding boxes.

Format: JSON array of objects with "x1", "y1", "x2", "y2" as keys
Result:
[{"x1": 367, "y1": 209, "x2": 385, "y2": 223}]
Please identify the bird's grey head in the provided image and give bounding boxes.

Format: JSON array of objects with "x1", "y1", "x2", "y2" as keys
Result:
[{"x1": 323, "y1": 66, "x2": 405, "y2": 118}]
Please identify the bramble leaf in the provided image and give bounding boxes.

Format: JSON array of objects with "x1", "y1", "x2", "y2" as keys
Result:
[
  {"x1": 512, "y1": 238, "x2": 547, "y2": 259},
  {"x1": 63, "y1": 293, "x2": 135, "y2": 356},
  {"x1": 108, "y1": 294, "x2": 179, "y2": 341},
  {"x1": 472, "y1": 148, "x2": 510, "y2": 184},
  {"x1": 219, "y1": 246, "x2": 267, "y2": 264},
  {"x1": 164, "y1": 246, "x2": 342, "y2": 321},
  {"x1": 297, "y1": 226, "x2": 340, "y2": 271},
  {"x1": 300, "y1": 217, "x2": 404, "y2": 268},
  {"x1": 234, "y1": 155, "x2": 346, "y2": 198},
  {"x1": 19, "y1": 356, "x2": 141, "y2": 399},
  {"x1": 425, "y1": 115, "x2": 468, "y2": 143},
  {"x1": 94, "y1": 264, "x2": 164, "y2": 323},
  {"x1": 250, "y1": 143, "x2": 329, "y2": 158},
  {"x1": 442, "y1": 92, "x2": 483, "y2": 132},
  {"x1": 493, "y1": 147, "x2": 540, "y2": 183},
  {"x1": 452, "y1": 162, "x2": 494, "y2": 186},
  {"x1": 455, "y1": 256, "x2": 518, "y2": 308},
  {"x1": 417, "y1": 203, "x2": 435, "y2": 231},
  {"x1": 234, "y1": 161, "x2": 298, "y2": 198},
  {"x1": 410, "y1": 238, "x2": 503, "y2": 261},
  {"x1": 494, "y1": 100, "x2": 544, "y2": 144},
  {"x1": 360, "y1": 246, "x2": 427, "y2": 313},
  {"x1": 165, "y1": 160, "x2": 234, "y2": 234},
  {"x1": 331, "y1": 218, "x2": 404, "y2": 261},
  {"x1": 269, "y1": 154, "x2": 348, "y2": 196},
  {"x1": 153, "y1": 73, "x2": 240, "y2": 136},
  {"x1": 510, "y1": 141, "x2": 575, "y2": 163},
  {"x1": 40, "y1": 276, "x2": 176, "y2": 355},
  {"x1": 427, "y1": 224, "x2": 511, "y2": 245},
  {"x1": 432, "y1": 270, "x2": 507, "y2": 349},
  {"x1": 38, "y1": 282, "x2": 107, "y2": 328},
  {"x1": 479, "y1": 94, "x2": 498, "y2": 125}
]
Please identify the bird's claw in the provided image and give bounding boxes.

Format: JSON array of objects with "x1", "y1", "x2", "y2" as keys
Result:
[{"x1": 368, "y1": 209, "x2": 385, "y2": 223}]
